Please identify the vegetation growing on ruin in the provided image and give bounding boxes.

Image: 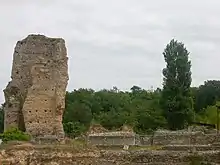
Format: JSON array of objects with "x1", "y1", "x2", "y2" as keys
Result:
[{"x1": 0, "y1": 127, "x2": 30, "y2": 142}]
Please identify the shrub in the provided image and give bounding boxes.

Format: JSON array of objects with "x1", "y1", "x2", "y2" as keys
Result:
[
  {"x1": 0, "y1": 127, "x2": 30, "y2": 142},
  {"x1": 63, "y1": 122, "x2": 87, "y2": 138}
]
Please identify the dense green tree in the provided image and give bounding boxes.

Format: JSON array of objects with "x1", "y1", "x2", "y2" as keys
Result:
[
  {"x1": 130, "y1": 85, "x2": 142, "y2": 93},
  {"x1": 64, "y1": 101, "x2": 92, "y2": 126},
  {"x1": 63, "y1": 122, "x2": 87, "y2": 138},
  {"x1": 63, "y1": 86, "x2": 167, "y2": 135},
  {"x1": 161, "y1": 39, "x2": 193, "y2": 130},
  {"x1": 194, "y1": 80, "x2": 220, "y2": 112}
]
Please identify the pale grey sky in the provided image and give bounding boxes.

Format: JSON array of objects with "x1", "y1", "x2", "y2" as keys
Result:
[{"x1": 0, "y1": 0, "x2": 220, "y2": 103}]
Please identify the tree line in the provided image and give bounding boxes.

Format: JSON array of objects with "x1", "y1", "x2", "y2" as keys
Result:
[{"x1": 0, "y1": 39, "x2": 220, "y2": 137}]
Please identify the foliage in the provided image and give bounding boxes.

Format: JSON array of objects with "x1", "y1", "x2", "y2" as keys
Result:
[
  {"x1": 161, "y1": 39, "x2": 193, "y2": 130},
  {"x1": 196, "y1": 106, "x2": 217, "y2": 125},
  {"x1": 194, "y1": 80, "x2": 220, "y2": 112},
  {"x1": 64, "y1": 101, "x2": 92, "y2": 127},
  {"x1": 0, "y1": 127, "x2": 30, "y2": 142},
  {"x1": 63, "y1": 122, "x2": 87, "y2": 138},
  {"x1": 63, "y1": 87, "x2": 166, "y2": 135},
  {"x1": 195, "y1": 101, "x2": 220, "y2": 127}
]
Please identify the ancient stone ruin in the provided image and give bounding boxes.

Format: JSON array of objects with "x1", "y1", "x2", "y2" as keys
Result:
[
  {"x1": 3, "y1": 34, "x2": 69, "y2": 138},
  {"x1": 87, "y1": 124, "x2": 136, "y2": 148}
]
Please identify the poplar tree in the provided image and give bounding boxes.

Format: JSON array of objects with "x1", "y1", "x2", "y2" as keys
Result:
[{"x1": 161, "y1": 39, "x2": 193, "y2": 130}]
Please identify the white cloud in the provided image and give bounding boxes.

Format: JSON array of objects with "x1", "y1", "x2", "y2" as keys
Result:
[{"x1": 0, "y1": 0, "x2": 220, "y2": 103}]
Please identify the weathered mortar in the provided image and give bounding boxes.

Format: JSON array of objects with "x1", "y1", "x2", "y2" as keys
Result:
[{"x1": 3, "y1": 34, "x2": 69, "y2": 138}]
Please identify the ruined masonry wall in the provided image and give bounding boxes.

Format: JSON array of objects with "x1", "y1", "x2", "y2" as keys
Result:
[
  {"x1": 1, "y1": 146, "x2": 220, "y2": 164},
  {"x1": 3, "y1": 34, "x2": 68, "y2": 137}
]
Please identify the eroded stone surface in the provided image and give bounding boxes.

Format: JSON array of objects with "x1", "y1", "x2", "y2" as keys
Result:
[{"x1": 3, "y1": 34, "x2": 68, "y2": 138}]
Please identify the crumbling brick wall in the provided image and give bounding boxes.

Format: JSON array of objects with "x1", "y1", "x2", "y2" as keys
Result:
[{"x1": 3, "y1": 34, "x2": 69, "y2": 138}]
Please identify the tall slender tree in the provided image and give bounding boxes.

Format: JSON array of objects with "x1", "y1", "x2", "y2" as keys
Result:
[{"x1": 161, "y1": 39, "x2": 193, "y2": 130}]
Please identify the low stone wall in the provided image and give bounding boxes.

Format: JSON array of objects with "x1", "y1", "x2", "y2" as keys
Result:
[
  {"x1": 138, "y1": 133, "x2": 219, "y2": 146},
  {"x1": 0, "y1": 144, "x2": 220, "y2": 164},
  {"x1": 136, "y1": 135, "x2": 153, "y2": 145},
  {"x1": 162, "y1": 145, "x2": 220, "y2": 151},
  {"x1": 87, "y1": 131, "x2": 219, "y2": 147},
  {"x1": 190, "y1": 134, "x2": 219, "y2": 145},
  {"x1": 88, "y1": 132, "x2": 136, "y2": 146}
]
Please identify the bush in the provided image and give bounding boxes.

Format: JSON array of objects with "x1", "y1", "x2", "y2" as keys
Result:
[
  {"x1": 63, "y1": 122, "x2": 87, "y2": 138},
  {"x1": 196, "y1": 105, "x2": 220, "y2": 127},
  {"x1": 0, "y1": 127, "x2": 30, "y2": 142}
]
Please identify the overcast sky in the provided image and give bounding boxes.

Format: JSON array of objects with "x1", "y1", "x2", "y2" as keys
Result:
[{"x1": 0, "y1": 0, "x2": 220, "y2": 103}]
